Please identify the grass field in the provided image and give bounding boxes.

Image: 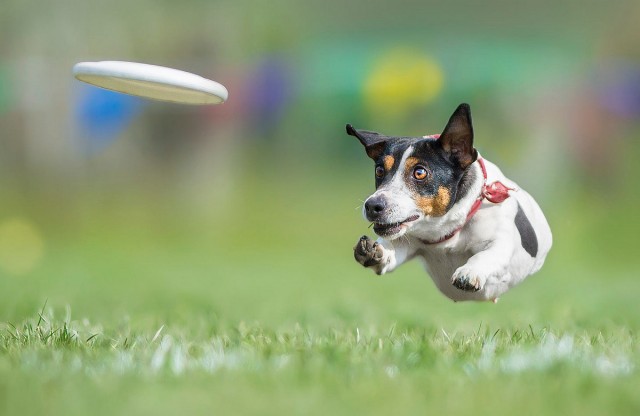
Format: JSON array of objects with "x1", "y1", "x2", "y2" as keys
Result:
[{"x1": 1, "y1": 165, "x2": 639, "y2": 415}]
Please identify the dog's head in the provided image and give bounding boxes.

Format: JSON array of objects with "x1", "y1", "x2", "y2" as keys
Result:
[{"x1": 347, "y1": 103, "x2": 478, "y2": 240}]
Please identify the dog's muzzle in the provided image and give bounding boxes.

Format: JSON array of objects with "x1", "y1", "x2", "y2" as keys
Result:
[
  {"x1": 372, "y1": 215, "x2": 420, "y2": 237},
  {"x1": 364, "y1": 195, "x2": 387, "y2": 222}
]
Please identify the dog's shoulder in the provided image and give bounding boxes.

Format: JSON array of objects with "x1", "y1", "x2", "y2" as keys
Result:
[{"x1": 473, "y1": 157, "x2": 552, "y2": 259}]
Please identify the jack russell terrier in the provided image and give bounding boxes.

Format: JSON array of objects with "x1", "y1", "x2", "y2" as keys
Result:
[{"x1": 348, "y1": 103, "x2": 552, "y2": 302}]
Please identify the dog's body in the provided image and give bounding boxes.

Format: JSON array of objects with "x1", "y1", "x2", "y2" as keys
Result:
[{"x1": 348, "y1": 104, "x2": 551, "y2": 302}]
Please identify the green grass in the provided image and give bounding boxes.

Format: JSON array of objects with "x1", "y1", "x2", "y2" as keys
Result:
[
  {"x1": 1, "y1": 309, "x2": 638, "y2": 415},
  {"x1": 0, "y1": 169, "x2": 639, "y2": 415}
]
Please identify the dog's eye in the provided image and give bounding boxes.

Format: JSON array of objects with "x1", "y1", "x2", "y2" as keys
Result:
[
  {"x1": 375, "y1": 165, "x2": 385, "y2": 178},
  {"x1": 413, "y1": 166, "x2": 428, "y2": 181}
]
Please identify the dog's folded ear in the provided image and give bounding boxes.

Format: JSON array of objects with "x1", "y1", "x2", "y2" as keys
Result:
[
  {"x1": 346, "y1": 124, "x2": 389, "y2": 160},
  {"x1": 438, "y1": 103, "x2": 478, "y2": 169}
]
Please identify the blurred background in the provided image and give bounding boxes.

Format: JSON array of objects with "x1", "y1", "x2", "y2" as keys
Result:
[{"x1": 0, "y1": 0, "x2": 639, "y2": 329}]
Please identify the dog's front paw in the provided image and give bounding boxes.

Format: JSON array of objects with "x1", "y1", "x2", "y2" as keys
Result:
[
  {"x1": 354, "y1": 235, "x2": 386, "y2": 273},
  {"x1": 451, "y1": 266, "x2": 485, "y2": 292}
]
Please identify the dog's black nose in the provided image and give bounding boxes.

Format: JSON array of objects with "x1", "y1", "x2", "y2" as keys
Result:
[{"x1": 365, "y1": 196, "x2": 387, "y2": 220}]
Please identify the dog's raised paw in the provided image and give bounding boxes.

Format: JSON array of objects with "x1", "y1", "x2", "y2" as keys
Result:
[
  {"x1": 451, "y1": 268, "x2": 482, "y2": 292},
  {"x1": 354, "y1": 235, "x2": 385, "y2": 269}
]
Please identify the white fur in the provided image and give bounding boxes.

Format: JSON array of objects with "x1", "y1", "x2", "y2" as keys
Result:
[
  {"x1": 363, "y1": 147, "x2": 418, "y2": 237},
  {"x1": 358, "y1": 155, "x2": 552, "y2": 302}
]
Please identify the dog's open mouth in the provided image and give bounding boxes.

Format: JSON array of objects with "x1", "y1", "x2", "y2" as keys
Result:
[{"x1": 373, "y1": 215, "x2": 420, "y2": 237}]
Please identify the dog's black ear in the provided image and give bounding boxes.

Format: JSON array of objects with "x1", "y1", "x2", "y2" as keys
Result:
[
  {"x1": 438, "y1": 103, "x2": 478, "y2": 169},
  {"x1": 346, "y1": 124, "x2": 388, "y2": 160}
]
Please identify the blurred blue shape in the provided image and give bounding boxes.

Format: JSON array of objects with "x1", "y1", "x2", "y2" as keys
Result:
[
  {"x1": 596, "y1": 61, "x2": 640, "y2": 119},
  {"x1": 247, "y1": 56, "x2": 294, "y2": 135},
  {"x1": 75, "y1": 85, "x2": 144, "y2": 152}
]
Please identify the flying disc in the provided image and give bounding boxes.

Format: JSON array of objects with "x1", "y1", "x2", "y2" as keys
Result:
[{"x1": 73, "y1": 61, "x2": 228, "y2": 105}]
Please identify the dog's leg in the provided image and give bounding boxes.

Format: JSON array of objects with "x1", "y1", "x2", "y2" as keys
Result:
[
  {"x1": 450, "y1": 240, "x2": 513, "y2": 292},
  {"x1": 353, "y1": 236, "x2": 415, "y2": 275}
]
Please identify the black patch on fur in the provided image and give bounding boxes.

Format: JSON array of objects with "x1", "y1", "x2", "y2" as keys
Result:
[
  {"x1": 407, "y1": 139, "x2": 464, "y2": 208},
  {"x1": 515, "y1": 203, "x2": 538, "y2": 257},
  {"x1": 453, "y1": 164, "x2": 478, "y2": 203},
  {"x1": 350, "y1": 131, "x2": 473, "y2": 212},
  {"x1": 348, "y1": 104, "x2": 480, "y2": 216},
  {"x1": 372, "y1": 137, "x2": 418, "y2": 189}
]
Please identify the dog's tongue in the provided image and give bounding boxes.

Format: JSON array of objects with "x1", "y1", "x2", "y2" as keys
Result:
[{"x1": 423, "y1": 134, "x2": 441, "y2": 139}]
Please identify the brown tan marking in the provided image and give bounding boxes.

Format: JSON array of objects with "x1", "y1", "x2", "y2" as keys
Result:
[
  {"x1": 404, "y1": 156, "x2": 420, "y2": 170},
  {"x1": 383, "y1": 155, "x2": 395, "y2": 171},
  {"x1": 416, "y1": 186, "x2": 451, "y2": 217}
]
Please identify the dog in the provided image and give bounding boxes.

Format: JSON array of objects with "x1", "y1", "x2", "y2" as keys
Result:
[{"x1": 348, "y1": 103, "x2": 552, "y2": 302}]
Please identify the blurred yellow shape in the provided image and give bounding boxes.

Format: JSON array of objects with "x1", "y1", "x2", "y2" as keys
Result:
[
  {"x1": 364, "y1": 48, "x2": 444, "y2": 120},
  {"x1": 0, "y1": 218, "x2": 44, "y2": 276}
]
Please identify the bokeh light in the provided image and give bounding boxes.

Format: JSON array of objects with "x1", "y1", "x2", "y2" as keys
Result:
[
  {"x1": 0, "y1": 217, "x2": 45, "y2": 276},
  {"x1": 363, "y1": 47, "x2": 443, "y2": 121}
]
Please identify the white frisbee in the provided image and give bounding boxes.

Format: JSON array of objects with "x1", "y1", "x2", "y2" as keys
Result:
[{"x1": 73, "y1": 61, "x2": 228, "y2": 105}]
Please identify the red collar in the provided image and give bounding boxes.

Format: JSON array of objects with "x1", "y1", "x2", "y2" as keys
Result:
[{"x1": 420, "y1": 157, "x2": 514, "y2": 245}]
